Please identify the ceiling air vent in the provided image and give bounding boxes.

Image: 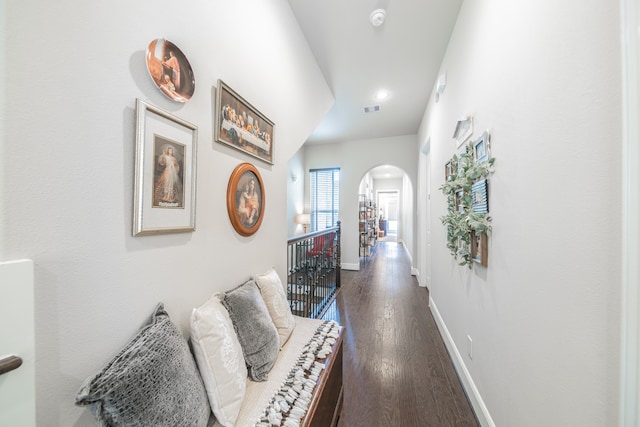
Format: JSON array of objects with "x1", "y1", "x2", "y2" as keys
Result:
[{"x1": 364, "y1": 105, "x2": 381, "y2": 113}]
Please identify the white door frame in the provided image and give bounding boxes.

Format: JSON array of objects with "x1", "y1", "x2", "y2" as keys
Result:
[
  {"x1": 376, "y1": 190, "x2": 400, "y2": 237},
  {"x1": 621, "y1": 0, "x2": 640, "y2": 425}
]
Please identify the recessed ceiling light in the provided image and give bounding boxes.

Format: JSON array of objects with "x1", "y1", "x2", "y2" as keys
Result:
[{"x1": 374, "y1": 90, "x2": 390, "y2": 101}]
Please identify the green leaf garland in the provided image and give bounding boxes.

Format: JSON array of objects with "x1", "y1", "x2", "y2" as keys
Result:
[{"x1": 439, "y1": 140, "x2": 495, "y2": 268}]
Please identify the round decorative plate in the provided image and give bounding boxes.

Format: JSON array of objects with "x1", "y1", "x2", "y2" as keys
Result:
[{"x1": 145, "y1": 38, "x2": 195, "y2": 102}]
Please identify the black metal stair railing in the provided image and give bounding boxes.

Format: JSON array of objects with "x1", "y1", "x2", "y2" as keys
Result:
[{"x1": 287, "y1": 221, "x2": 341, "y2": 319}]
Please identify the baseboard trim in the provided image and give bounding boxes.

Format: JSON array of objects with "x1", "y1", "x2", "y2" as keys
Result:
[
  {"x1": 341, "y1": 263, "x2": 359, "y2": 271},
  {"x1": 429, "y1": 297, "x2": 495, "y2": 427},
  {"x1": 411, "y1": 267, "x2": 419, "y2": 277}
]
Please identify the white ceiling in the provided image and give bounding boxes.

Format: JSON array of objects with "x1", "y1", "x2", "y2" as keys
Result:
[
  {"x1": 369, "y1": 164, "x2": 406, "y2": 180},
  {"x1": 287, "y1": 0, "x2": 463, "y2": 146}
]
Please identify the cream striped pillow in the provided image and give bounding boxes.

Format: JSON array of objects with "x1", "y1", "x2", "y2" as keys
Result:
[{"x1": 254, "y1": 268, "x2": 296, "y2": 347}]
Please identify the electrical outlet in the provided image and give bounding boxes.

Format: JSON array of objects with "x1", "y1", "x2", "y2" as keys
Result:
[{"x1": 467, "y1": 335, "x2": 473, "y2": 360}]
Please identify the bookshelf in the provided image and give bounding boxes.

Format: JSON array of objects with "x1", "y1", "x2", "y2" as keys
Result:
[{"x1": 359, "y1": 194, "x2": 378, "y2": 258}]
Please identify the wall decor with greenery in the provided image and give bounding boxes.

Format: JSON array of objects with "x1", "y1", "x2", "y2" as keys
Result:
[{"x1": 440, "y1": 131, "x2": 495, "y2": 267}]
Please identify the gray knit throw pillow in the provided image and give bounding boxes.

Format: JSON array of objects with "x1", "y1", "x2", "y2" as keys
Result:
[
  {"x1": 75, "y1": 303, "x2": 211, "y2": 426},
  {"x1": 222, "y1": 280, "x2": 280, "y2": 381}
]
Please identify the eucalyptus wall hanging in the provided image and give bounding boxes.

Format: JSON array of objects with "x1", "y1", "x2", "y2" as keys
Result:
[{"x1": 440, "y1": 130, "x2": 495, "y2": 267}]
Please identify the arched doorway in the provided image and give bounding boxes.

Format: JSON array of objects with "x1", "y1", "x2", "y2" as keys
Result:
[{"x1": 358, "y1": 164, "x2": 413, "y2": 261}]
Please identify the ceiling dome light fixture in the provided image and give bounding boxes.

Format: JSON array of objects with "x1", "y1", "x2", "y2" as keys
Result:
[
  {"x1": 370, "y1": 8, "x2": 386, "y2": 27},
  {"x1": 374, "y1": 89, "x2": 390, "y2": 101}
]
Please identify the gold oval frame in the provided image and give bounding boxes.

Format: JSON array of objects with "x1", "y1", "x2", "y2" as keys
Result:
[{"x1": 226, "y1": 162, "x2": 265, "y2": 236}]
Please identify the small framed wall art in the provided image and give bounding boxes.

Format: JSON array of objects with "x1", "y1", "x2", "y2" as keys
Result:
[
  {"x1": 445, "y1": 159, "x2": 454, "y2": 181},
  {"x1": 456, "y1": 236, "x2": 466, "y2": 256},
  {"x1": 472, "y1": 179, "x2": 489, "y2": 214},
  {"x1": 215, "y1": 80, "x2": 275, "y2": 164},
  {"x1": 453, "y1": 116, "x2": 473, "y2": 147},
  {"x1": 471, "y1": 230, "x2": 488, "y2": 267},
  {"x1": 226, "y1": 162, "x2": 265, "y2": 236},
  {"x1": 455, "y1": 189, "x2": 465, "y2": 213},
  {"x1": 145, "y1": 38, "x2": 195, "y2": 102},
  {"x1": 473, "y1": 130, "x2": 491, "y2": 164},
  {"x1": 133, "y1": 99, "x2": 197, "y2": 236}
]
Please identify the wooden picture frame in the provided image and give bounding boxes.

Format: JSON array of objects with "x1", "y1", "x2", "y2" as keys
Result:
[
  {"x1": 133, "y1": 99, "x2": 197, "y2": 236},
  {"x1": 455, "y1": 189, "x2": 465, "y2": 213},
  {"x1": 215, "y1": 79, "x2": 275, "y2": 164},
  {"x1": 471, "y1": 230, "x2": 488, "y2": 267},
  {"x1": 445, "y1": 159, "x2": 454, "y2": 181},
  {"x1": 226, "y1": 162, "x2": 265, "y2": 236},
  {"x1": 453, "y1": 116, "x2": 473, "y2": 147}
]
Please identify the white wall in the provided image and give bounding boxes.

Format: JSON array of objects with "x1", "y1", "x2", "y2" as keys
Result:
[
  {"x1": 416, "y1": 140, "x2": 431, "y2": 288},
  {"x1": 1, "y1": 0, "x2": 332, "y2": 424},
  {"x1": 0, "y1": 260, "x2": 35, "y2": 427},
  {"x1": 418, "y1": 1, "x2": 622, "y2": 426},
  {"x1": 359, "y1": 172, "x2": 374, "y2": 199},
  {"x1": 287, "y1": 147, "x2": 307, "y2": 236},
  {"x1": 304, "y1": 135, "x2": 418, "y2": 270},
  {"x1": 401, "y1": 174, "x2": 415, "y2": 274}
]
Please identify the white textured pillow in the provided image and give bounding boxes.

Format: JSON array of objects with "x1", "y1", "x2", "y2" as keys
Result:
[
  {"x1": 254, "y1": 267, "x2": 296, "y2": 347},
  {"x1": 190, "y1": 293, "x2": 247, "y2": 427}
]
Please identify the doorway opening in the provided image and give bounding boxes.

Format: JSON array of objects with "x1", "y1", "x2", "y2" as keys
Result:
[{"x1": 377, "y1": 191, "x2": 399, "y2": 241}]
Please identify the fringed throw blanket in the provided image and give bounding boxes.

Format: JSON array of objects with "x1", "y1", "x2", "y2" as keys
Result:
[{"x1": 254, "y1": 320, "x2": 341, "y2": 427}]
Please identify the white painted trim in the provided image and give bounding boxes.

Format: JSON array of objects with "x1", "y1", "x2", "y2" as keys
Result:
[
  {"x1": 429, "y1": 297, "x2": 495, "y2": 427},
  {"x1": 341, "y1": 262, "x2": 360, "y2": 271},
  {"x1": 395, "y1": 240, "x2": 420, "y2": 278},
  {"x1": 620, "y1": 0, "x2": 640, "y2": 425},
  {"x1": 0, "y1": 259, "x2": 35, "y2": 427}
]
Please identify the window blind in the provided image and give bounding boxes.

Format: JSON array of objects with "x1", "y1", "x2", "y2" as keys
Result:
[{"x1": 310, "y1": 168, "x2": 340, "y2": 231}]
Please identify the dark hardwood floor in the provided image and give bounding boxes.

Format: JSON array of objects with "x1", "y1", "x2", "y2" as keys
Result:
[{"x1": 325, "y1": 240, "x2": 479, "y2": 427}]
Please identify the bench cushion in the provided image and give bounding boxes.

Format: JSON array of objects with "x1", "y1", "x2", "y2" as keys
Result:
[{"x1": 211, "y1": 316, "x2": 325, "y2": 427}]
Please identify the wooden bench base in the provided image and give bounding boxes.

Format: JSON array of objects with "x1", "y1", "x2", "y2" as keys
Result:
[{"x1": 302, "y1": 326, "x2": 344, "y2": 427}]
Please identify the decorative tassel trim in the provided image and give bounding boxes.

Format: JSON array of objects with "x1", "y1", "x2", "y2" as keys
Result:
[{"x1": 254, "y1": 320, "x2": 340, "y2": 427}]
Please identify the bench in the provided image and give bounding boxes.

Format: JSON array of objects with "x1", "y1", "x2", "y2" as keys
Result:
[{"x1": 75, "y1": 268, "x2": 343, "y2": 427}]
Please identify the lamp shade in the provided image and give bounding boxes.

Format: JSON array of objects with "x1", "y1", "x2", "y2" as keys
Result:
[{"x1": 295, "y1": 213, "x2": 310, "y2": 225}]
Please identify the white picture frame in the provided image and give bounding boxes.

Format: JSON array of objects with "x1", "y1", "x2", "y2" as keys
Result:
[
  {"x1": 453, "y1": 116, "x2": 473, "y2": 147},
  {"x1": 473, "y1": 130, "x2": 491, "y2": 164},
  {"x1": 133, "y1": 99, "x2": 198, "y2": 236}
]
